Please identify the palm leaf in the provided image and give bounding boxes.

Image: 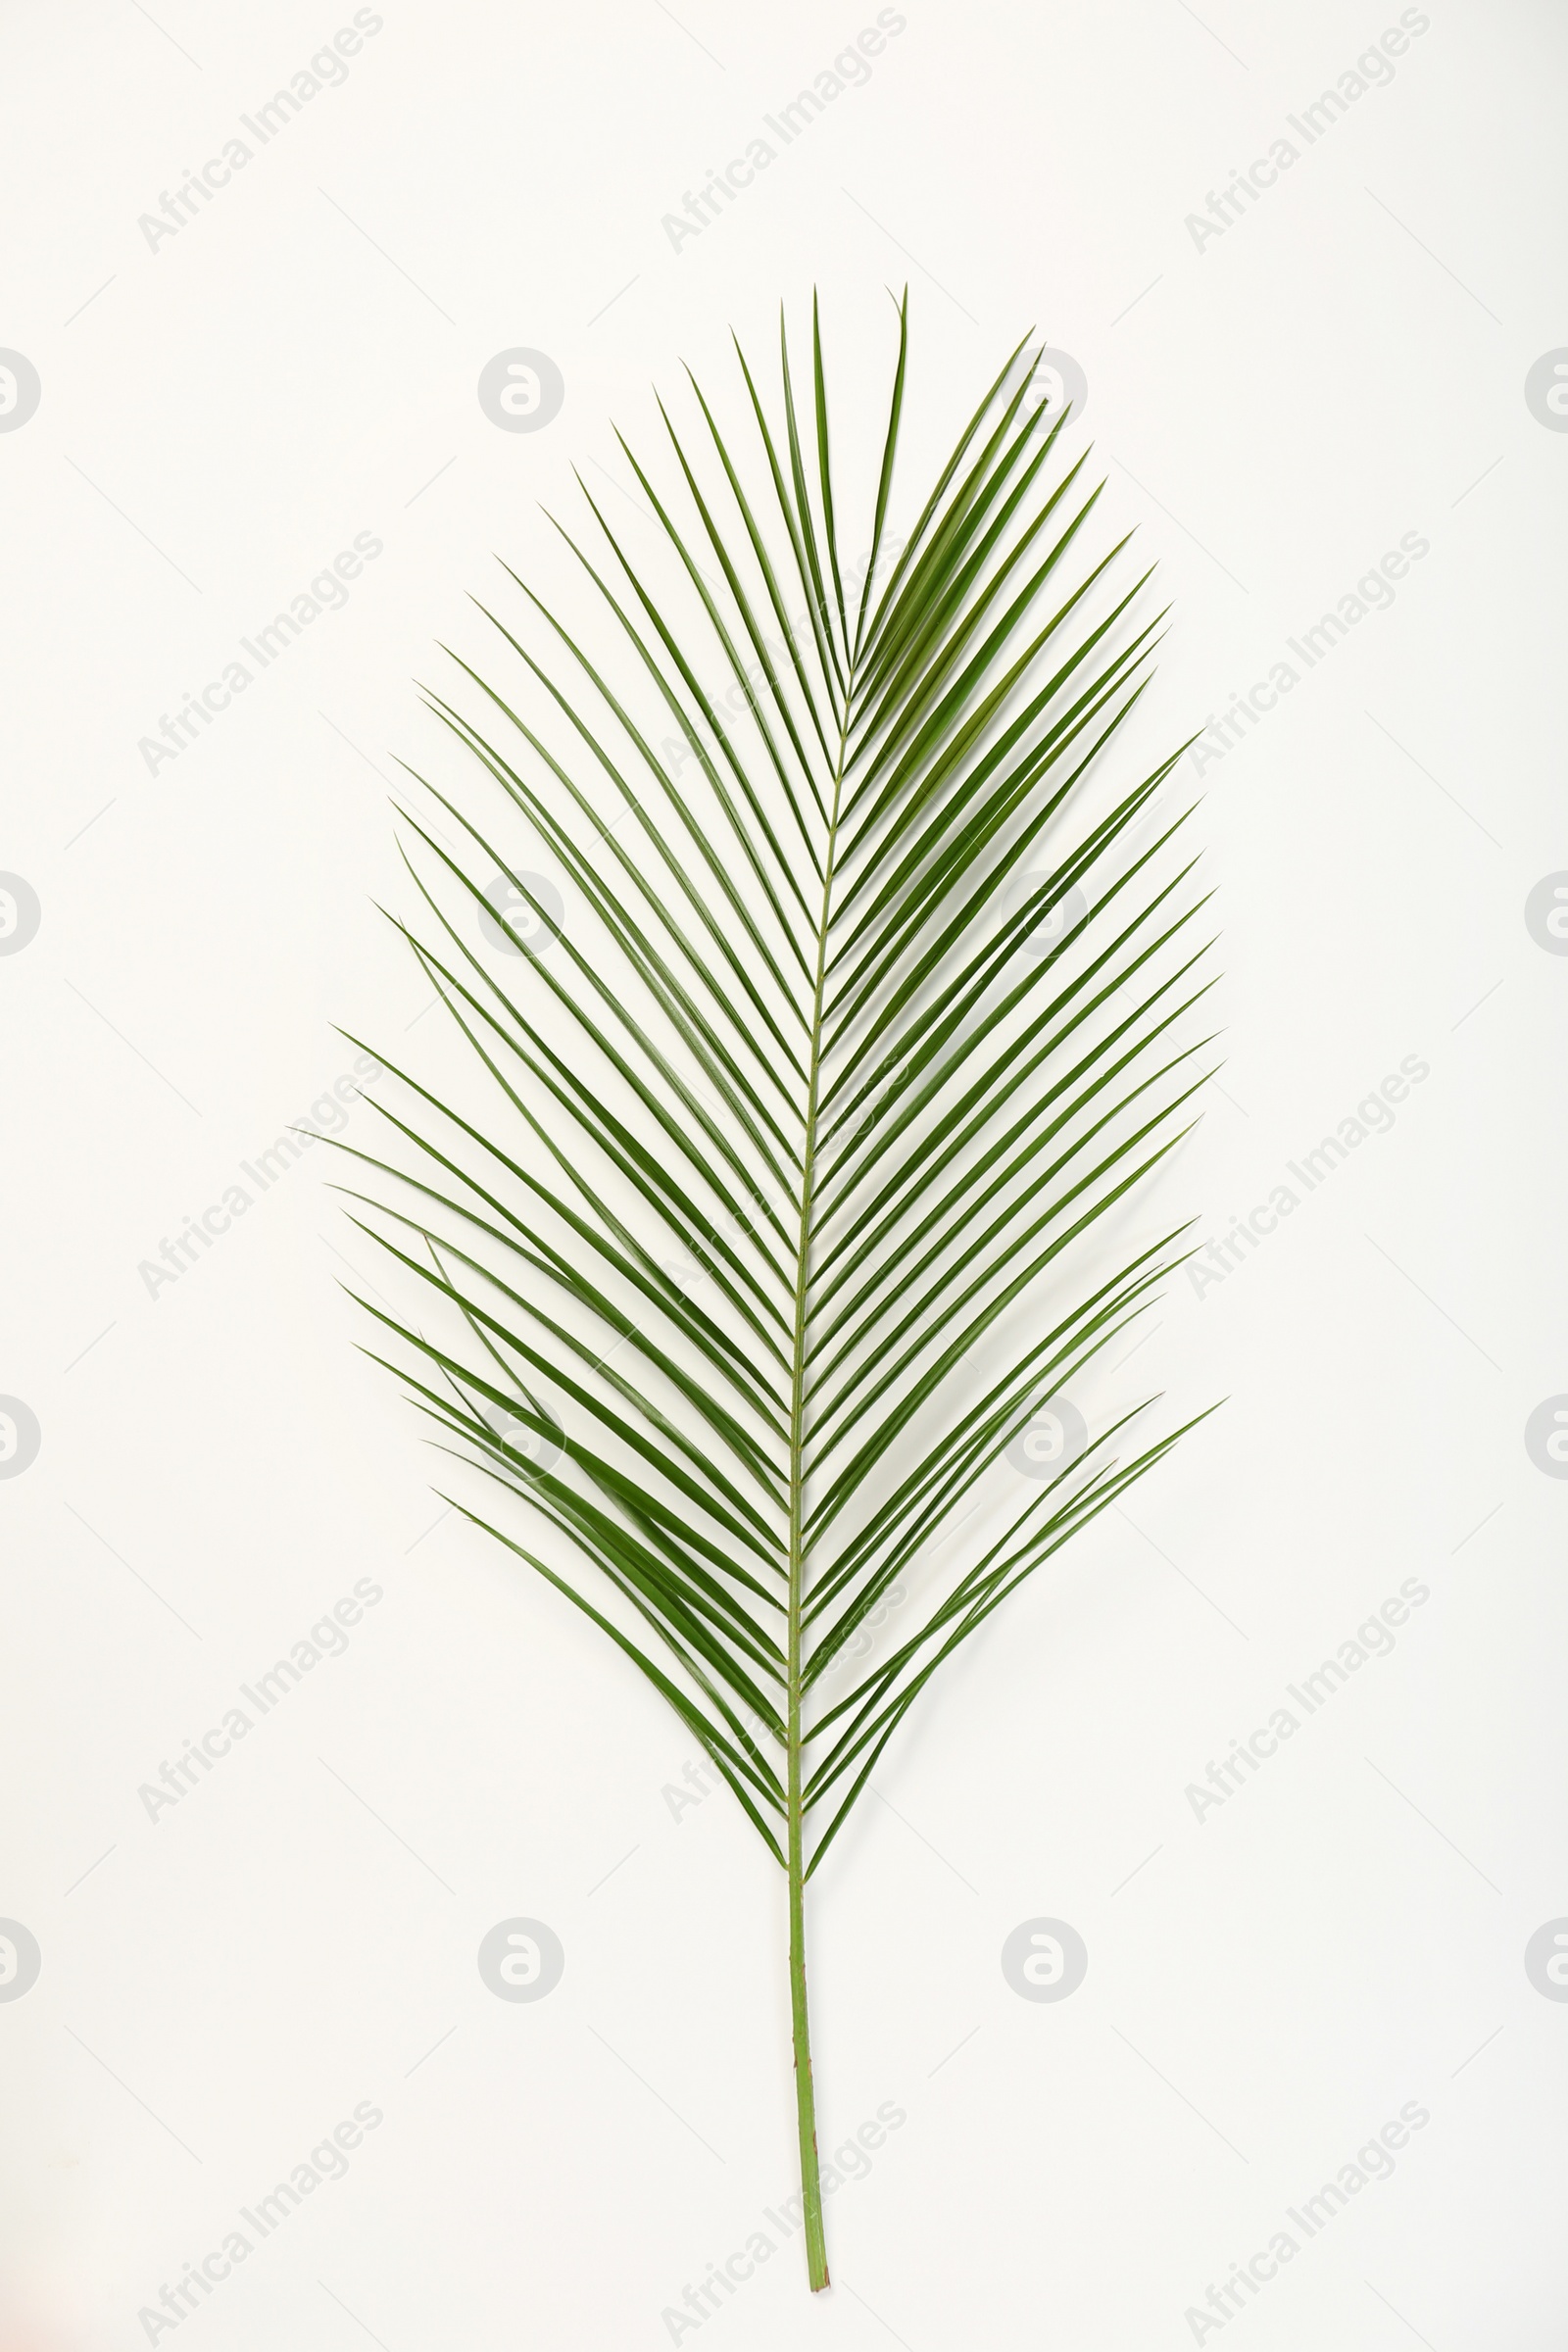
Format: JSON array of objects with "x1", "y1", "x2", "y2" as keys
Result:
[{"x1": 338, "y1": 293, "x2": 1215, "y2": 2292}]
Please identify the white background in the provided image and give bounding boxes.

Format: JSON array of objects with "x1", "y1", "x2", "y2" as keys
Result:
[{"x1": 2, "y1": 1, "x2": 1566, "y2": 2345}]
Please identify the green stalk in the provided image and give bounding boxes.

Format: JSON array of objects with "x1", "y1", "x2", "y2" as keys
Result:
[{"x1": 784, "y1": 692, "x2": 852, "y2": 2293}]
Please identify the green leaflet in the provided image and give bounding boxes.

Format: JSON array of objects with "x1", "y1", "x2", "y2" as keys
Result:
[{"x1": 348, "y1": 295, "x2": 1215, "y2": 2295}]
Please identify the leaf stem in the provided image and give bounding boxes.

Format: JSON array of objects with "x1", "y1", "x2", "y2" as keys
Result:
[{"x1": 785, "y1": 693, "x2": 853, "y2": 2293}]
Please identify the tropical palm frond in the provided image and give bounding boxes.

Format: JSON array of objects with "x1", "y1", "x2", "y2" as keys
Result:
[{"x1": 337, "y1": 291, "x2": 1215, "y2": 2291}]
